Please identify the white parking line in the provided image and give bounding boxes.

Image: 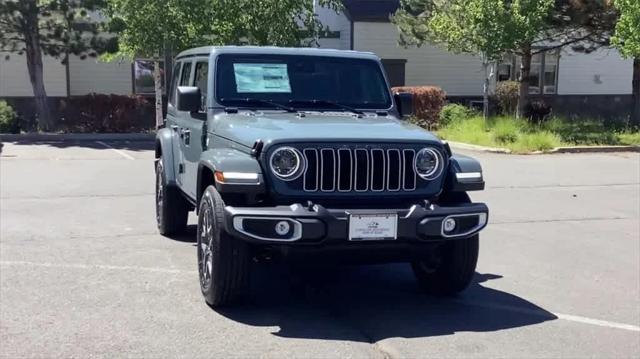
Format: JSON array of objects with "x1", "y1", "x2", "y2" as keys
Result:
[
  {"x1": 2, "y1": 259, "x2": 639, "y2": 333},
  {"x1": 95, "y1": 141, "x2": 135, "y2": 160}
]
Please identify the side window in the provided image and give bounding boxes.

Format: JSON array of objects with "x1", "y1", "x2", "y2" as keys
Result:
[
  {"x1": 169, "y1": 62, "x2": 181, "y2": 106},
  {"x1": 194, "y1": 62, "x2": 209, "y2": 110},
  {"x1": 180, "y1": 62, "x2": 193, "y2": 86}
]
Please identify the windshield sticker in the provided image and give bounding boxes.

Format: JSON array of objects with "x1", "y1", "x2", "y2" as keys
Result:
[{"x1": 233, "y1": 63, "x2": 291, "y2": 93}]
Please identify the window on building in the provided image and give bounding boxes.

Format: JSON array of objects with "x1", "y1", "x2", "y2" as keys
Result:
[
  {"x1": 194, "y1": 62, "x2": 208, "y2": 111},
  {"x1": 542, "y1": 51, "x2": 558, "y2": 94},
  {"x1": 498, "y1": 50, "x2": 559, "y2": 95},
  {"x1": 133, "y1": 60, "x2": 165, "y2": 95}
]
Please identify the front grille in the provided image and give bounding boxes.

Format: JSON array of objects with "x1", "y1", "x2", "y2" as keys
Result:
[{"x1": 302, "y1": 147, "x2": 418, "y2": 192}]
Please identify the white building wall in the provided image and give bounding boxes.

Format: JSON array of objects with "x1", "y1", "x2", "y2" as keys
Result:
[
  {"x1": 557, "y1": 47, "x2": 633, "y2": 95},
  {"x1": 352, "y1": 22, "x2": 485, "y2": 96},
  {"x1": 68, "y1": 56, "x2": 133, "y2": 95},
  {"x1": 0, "y1": 53, "x2": 67, "y2": 97}
]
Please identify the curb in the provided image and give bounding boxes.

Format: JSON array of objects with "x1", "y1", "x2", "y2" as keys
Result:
[
  {"x1": 447, "y1": 141, "x2": 639, "y2": 154},
  {"x1": 446, "y1": 141, "x2": 512, "y2": 154},
  {"x1": 0, "y1": 133, "x2": 155, "y2": 142},
  {"x1": 547, "y1": 145, "x2": 640, "y2": 154}
]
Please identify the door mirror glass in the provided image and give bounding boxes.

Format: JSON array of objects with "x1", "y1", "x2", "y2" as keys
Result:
[
  {"x1": 394, "y1": 92, "x2": 414, "y2": 118},
  {"x1": 177, "y1": 86, "x2": 201, "y2": 113}
]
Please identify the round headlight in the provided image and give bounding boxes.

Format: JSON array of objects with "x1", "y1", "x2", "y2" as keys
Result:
[
  {"x1": 414, "y1": 148, "x2": 441, "y2": 179},
  {"x1": 270, "y1": 147, "x2": 304, "y2": 180}
]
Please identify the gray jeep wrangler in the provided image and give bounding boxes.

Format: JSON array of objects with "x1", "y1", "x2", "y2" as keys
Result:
[{"x1": 155, "y1": 46, "x2": 488, "y2": 307}]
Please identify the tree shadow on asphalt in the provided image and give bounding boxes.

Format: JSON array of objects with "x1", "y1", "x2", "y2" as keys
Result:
[
  {"x1": 2, "y1": 140, "x2": 154, "y2": 153},
  {"x1": 215, "y1": 264, "x2": 557, "y2": 341}
]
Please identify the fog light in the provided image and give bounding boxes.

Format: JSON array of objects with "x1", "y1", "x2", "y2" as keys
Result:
[
  {"x1": 275, "y1": 221, "x2": 290, "y2": 235},
  {"x1": 443, "y1": 218, "x2": 457, "y2": 233}
]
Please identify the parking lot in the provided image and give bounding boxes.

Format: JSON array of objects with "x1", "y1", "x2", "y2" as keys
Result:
[{"x1": 1, "y1": 140, "x2": 639, "y2": 358}]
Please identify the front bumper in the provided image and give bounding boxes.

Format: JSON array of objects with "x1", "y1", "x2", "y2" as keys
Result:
[{"x1": 224, "y1": 201, "x2": 488, "y2": 246}]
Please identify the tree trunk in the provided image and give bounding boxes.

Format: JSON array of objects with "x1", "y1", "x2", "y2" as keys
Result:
[
  {"x1": 154, "y1": 60, "x2": 163, "y2": 128},
  {"x1": 632, "y1": 58, "x2": 640, "y2": 127},
  {"x1": 482, "y1": 60, "x2": 490, "y2": 120},
  {"x1": 517, "y1": 44, "x2": 532, "y2": 118},
  {"x1": 24, "y1": 8, "x2": 53, "y2": 131}
]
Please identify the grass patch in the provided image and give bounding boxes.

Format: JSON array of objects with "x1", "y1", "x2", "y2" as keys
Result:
[
  {"x1": 437, "y1": 114, "x2": 639, "y2": 153},
  {"x1": 618, "y1": 131, "x2": 640, "y2": 145}
]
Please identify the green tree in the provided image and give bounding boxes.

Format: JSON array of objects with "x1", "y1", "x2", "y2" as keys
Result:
[
  {"x1": 202, "y1": 0, "x2": 340, "y2": 47},
  {"x1": 393, "y1": 0, "x2": 553, "y2": 117},
  {"x1": 105, "y1": 0, "x2": 211, "y2": 127},
  {"x1": 611, "y1": 0, "x2": 640, "y2": 123},
  {"x1": 106, "y1": 0, "x2": 341, "y2": 127},
  {"x1": 0, "y1": 0, "x2": 116, "y2": 130}
]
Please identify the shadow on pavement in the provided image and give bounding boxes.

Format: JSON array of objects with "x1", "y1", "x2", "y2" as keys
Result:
[
  {"x1": 167, "y1": 224, "x2": 198, "y2": 243},
  {"x1": 4, "y1": 139, "x2": 154, "y2": 152},
  {"x1": 216, "y1": 265, "x2": 556, "y2": 342}
]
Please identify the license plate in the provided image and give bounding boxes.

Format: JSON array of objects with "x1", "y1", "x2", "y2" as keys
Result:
[{"x1": 348, "y1": 214, "x2": 398, "y2": 241}]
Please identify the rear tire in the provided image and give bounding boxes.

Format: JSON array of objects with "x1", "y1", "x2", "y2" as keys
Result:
[
  {"x1": 197, "y1": 185, "x2": 250, "y2": 307},
  {"x1": 155, "y1": 159, "x2": 189, "y2": 235},
  {"x1": 412, "y1": 235, "x2": 479, "y2": 296},
  {"x1": 412, "y1": 191, "x2": 478, "y2": 296}
]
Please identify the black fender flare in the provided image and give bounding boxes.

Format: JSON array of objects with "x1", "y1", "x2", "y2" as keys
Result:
[
  {"x1": 445, "y1": 154, "x2": 485, "y2": 192},
  {"x1": 196, "y1": 148, "x2": 265, "y2": 205},
  {"x1": 155, "y1": 127, "x2": 177, "y2": 186}
]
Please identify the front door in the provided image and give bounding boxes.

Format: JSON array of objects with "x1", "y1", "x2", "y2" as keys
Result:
[
  {"x1": 165, "y1": 61, "x2": 186, "y2": 188},
  {"x1": 180, "y1": 59, "x2": 209, "y2": 199}
]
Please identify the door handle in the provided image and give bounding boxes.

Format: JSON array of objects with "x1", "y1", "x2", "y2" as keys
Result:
[{"x1": 183, "y1": 129, "x2": 191, "y2": 145}]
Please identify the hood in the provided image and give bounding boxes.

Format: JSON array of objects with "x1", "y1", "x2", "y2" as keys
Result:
[{"x1": 212, "y1": 111, "x2": 440, "y2": 148}]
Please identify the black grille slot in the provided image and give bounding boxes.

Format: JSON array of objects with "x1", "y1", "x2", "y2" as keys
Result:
[
  {"x1": 337, "y1": 149, "x2": 352, "y2": 191},
  {"x1": 354, "y1": 149, "x2": 369, "y2": 191},
  {"x1": 370, "y1": 149, "x2": 385, "y2": 191},
  {"x1": 303, "y1": 149, "x2": 318, "y2": 191},
  {"x1": 320, "y1": 149, "x2": 336, "y2": 191},
  {"x1": 387, "y1": 149, "x2": 401, "y2": 191},
  {"x1": 403, "y1": 149, "x2": 416, "y2": 190}
]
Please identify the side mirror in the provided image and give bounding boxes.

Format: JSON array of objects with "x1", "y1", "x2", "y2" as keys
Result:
[
  {"x1": 394, "y1": 92, "x2": 414, "y2": 118},
  {"x1": 177, "y1": 86, "x2": 201, "y2": 113}
]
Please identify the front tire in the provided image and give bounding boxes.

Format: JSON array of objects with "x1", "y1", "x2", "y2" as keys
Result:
[
  {"x1": 412, "y1": 235, "x2": 479, "y2": 296},
  {"x1": 197, "y1": 185, "x2": 250, "y2": 307},
  {"x1": 412, "y1": 191, "x2": 478, "y2": 296},
  {"x1": 155, "y1": 159, "x2": 189, "y2": 235}
]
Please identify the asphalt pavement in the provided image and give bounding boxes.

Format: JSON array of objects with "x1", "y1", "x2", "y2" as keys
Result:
[{"x1": 1, "y1": 140, "x2": 639, "y2": 358}]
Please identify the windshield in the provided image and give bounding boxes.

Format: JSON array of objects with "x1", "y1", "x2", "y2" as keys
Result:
[{"x1": 215, "y1": 54, "x2": 392, "y2": 111}]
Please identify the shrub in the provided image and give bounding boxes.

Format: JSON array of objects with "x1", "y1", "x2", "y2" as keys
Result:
[
  {"x1": 495, "y1": 81, "x2": 519, "y2": 116},
  {"x1": 440, "y1": 103, "x2": 474, "y2": 126},
  {"x1": 392, "y1": 86, "x2": 446, "y2": 129},
  {"x1": 0, "y1": 100, "x2": 20, "y2": 134},
  {"x1": 525, "y1": 99, "x2": 552, "y2": 124},
  {"x1": 58, "y1": 94, "x2": 155, "y2": 133}
]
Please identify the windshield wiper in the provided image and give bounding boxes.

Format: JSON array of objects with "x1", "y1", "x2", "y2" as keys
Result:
[
  {"x1": 220, "y1": 97, "x2": 296, "y2": 113},
  {"x1": 288, "y1": 99, "x2": 364, "y2": 115}
]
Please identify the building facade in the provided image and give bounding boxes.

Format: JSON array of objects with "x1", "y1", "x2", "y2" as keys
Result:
[{"x1": 0, "y1": 0, "x2": 634, "y2": 119}]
